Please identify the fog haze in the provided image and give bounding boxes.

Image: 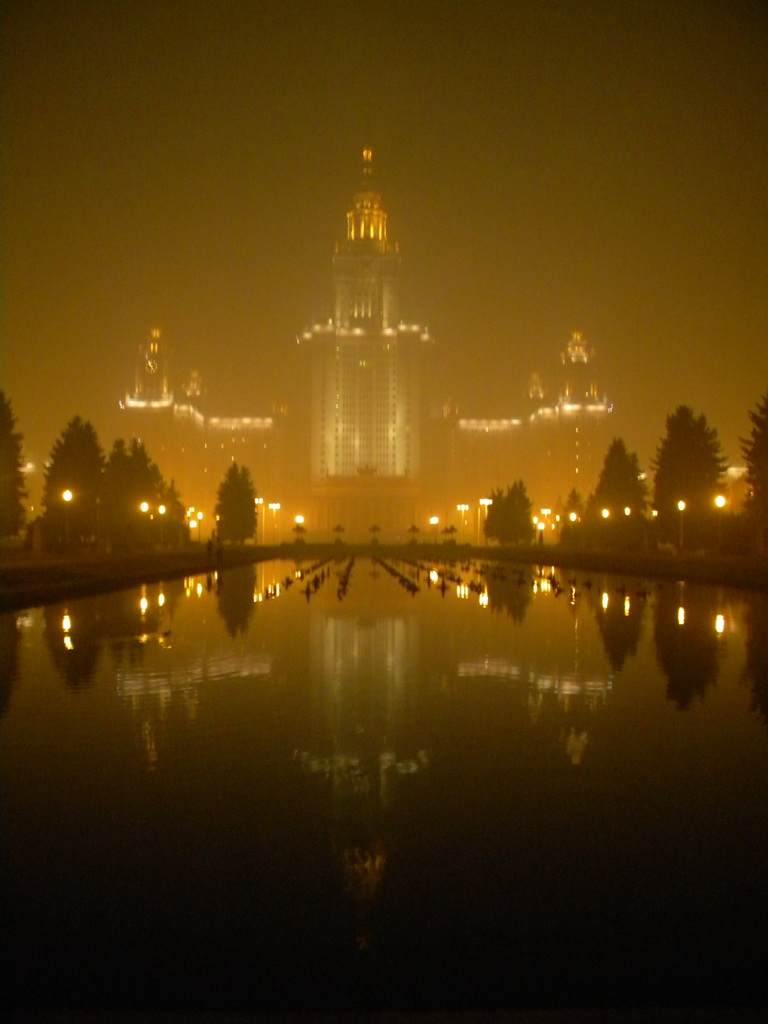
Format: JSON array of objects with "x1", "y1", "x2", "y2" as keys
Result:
[{"x1": 4, "y1": 0, "x2": 767, "y2": 496}]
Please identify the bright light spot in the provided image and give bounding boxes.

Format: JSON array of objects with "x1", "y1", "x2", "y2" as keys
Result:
[
  {"x1": 62, "y1": 614, "x2": 71, "y2": 632},
  {"x1": 196, "y1": 582, "x2": 203, "y2": 596},
  {"x1": 479, "y1": 591, "x2": 488, "y2": 608},
  {"x1": 457, "y1": 584, "x2": 469, "y2": 599},
  {"x1": 569, "y1": 512, "x2": 577, "y2": 522},
  {"x1": 295, "y1": 514, "x2": 304, "y2": 524},
  {"x1": 715, "y1": 614, "x2": 725, "y2": 634},
  {"x1": 537, "y1": 522, "x2": 545, "y2": 531},
  {"x1": 601, "y1": 508, "x2": 610, "y2": 519},
  {"x1": 64, "y1": 635, "x2": 74, "y2": 651},
  {"x1": 429, "y1": 569, "x2": 439, "y2": 583},
  {"x1": 429, "y1": 516, "x2": 439, "y2": 526},
  {"x1": 140, "y1": 501, "x2": 150, "y2": 513},
  {"x1": 715, "y1": 495, "x2": 726, "y2": 509},
  {"x1": 624, "y1": 507, "x2": 631, "y2": 516},
  {"x1": 197, "y1": 511, "x2": 203, "y2": 521},
  {"x1": 158, "y1": 593, "x2": 165, "y2": 608},
  {"x1": 677, "y1": 500, "x2": 686, "y2": 512},
  {"x1": 140, "y1": 596, "x2": 148, "y2": 615},
  {"x1": 624, "y1": 595, "x2": 630, "y2": 616},
  {"x1": 678, "y1": 606, "x2": 685, "y2": 625},
  {"x1": 602, "y1": 591, "x2": 609, "y2": 610},
  {"x1": 62, "y1": 489, "x2": 73, "y2": 503},
  {"x1": 158, "y1": 505, "x2": 166, "y2": 515}
]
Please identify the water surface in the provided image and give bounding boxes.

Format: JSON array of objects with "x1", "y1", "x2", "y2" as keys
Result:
[{"x1": 2, "y1": 556, "x2": 768, "y2": 1013}]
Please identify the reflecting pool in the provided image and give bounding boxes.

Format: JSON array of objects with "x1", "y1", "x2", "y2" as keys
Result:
[{"x1": 2, "y1": 556, "x2": 768, "y2": 1014}]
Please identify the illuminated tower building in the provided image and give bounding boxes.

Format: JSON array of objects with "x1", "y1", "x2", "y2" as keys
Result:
[
  {"x1": 301, "y1": 148, "x2": 432, "y2": 536},
  {"x1": 129, "y1": 327, "x2": 172, "y2": 408}
]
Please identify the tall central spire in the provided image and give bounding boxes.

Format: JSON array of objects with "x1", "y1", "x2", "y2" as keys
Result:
[{"x1": 345, "y1": 146, "x2": 388, "y2": 248}]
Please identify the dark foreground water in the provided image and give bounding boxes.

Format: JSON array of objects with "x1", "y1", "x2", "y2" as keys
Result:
[{"x1": 2, "y1": 555, "x2": 768, "y2": 1015}]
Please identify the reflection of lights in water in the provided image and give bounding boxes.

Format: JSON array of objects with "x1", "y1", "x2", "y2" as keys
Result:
[
  {"x1": 624, "y1": 595, "x2": 630, "y2": 617},
  {"x1": 566, "y1": 727, "x2": 589, "y2": 765},
  {"x1": 456, "y1": 583, "x2": 469, "y2": 599},
  {"x1": 196, "y1": 582, "x2": 203, "y2": 597},
  {"x1": 602, "y1": 591, "x2": 609, "y2": 610},
  {"x1": 715, "y1": 614, "x2": 725, "y2": 635},
  {"x1": 678, "y1": 606, "x2": 685, "y2": 626},
  {"x1": 479, "y1": 591, "x2": 488, "y2": 608},
  {"x1": 63, "y1": 635, "x2": 74, "y2": 651}
]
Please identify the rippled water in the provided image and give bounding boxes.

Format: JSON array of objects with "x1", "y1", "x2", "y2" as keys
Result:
[{"x1": 2, "y1": 555, "x2": 768, "y2": 1013}]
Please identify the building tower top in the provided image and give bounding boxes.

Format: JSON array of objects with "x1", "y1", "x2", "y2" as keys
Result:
[{"x1": 343, "y1": 147, "x2": 392, "y2": 251}]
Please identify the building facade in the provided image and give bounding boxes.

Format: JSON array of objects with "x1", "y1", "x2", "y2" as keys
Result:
[{"x1": 300, "y1": 149, "x2": 432, "y2": 537}]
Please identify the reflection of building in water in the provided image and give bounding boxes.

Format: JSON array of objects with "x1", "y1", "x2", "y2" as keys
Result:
[{"x1": 296, "y1": 603, "x2": 429, "y2": 951}]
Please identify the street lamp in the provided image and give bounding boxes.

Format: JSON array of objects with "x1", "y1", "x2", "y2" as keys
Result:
[
  {"x1": 429, "y1": 515, "x2": 439, "y2": 542},
  {"x1": 457, "y1": 504, "x2": 469, "y2": 540},
  {"x1": 269, "y1": 502, "x2": 281, "y2": 541},
  {"x1": 479, "y1": 497, "x2": 492, "y2": 544},
  {"x1": 158, "y1": 504, "x2": 166, "y2": 546},
  {"x1": 677, "y1": 499, "x2": 686, "y2": 550},
  {"x1": 255, "y1": 496, "x2": 264, "y2": 543},
  {"x1": 715, "y1": 494, "x2": 726, "y2": 549},
  {"x1": 62, "y1": 489, "x2": 73, "y2": 545}
]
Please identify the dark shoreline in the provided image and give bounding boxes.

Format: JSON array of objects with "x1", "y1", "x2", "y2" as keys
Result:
[{"x1": 1, "y1": 542, "x2": 767, "y2": 613}]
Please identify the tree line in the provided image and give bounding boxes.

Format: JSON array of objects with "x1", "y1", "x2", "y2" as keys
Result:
[
  {"x1": 0, "y1": 397, "x2": 259, "y2": 549},
  {"x1": 481, "y1": 394, "x2": 768, "y2": 553},
  {"x1": 2, "y1": 389, "x2": 768, "y2": 552}
]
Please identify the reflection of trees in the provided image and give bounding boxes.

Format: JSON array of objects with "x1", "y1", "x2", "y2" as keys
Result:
[
  {"x1": 743, "y1": 593, "x2": 768, "y2": 728},
  {"x1": 44, "y1": 598, "x2": 104, "y2": 689},
  {"x1": 593, "y1": 591, "x2": 645, "y2": 671},
  {"x1": 217, "y1": 564, "x2": 256, "y2": 637},
  {"x1": 0, "y1": 612, "x2": 21, "y2": 717},
  {"x1": 653, "y1": 584, "x2": 722, "y2": 709},
  {"x1": 485, "y1": 572, "x2": 531, "y2": 624}
]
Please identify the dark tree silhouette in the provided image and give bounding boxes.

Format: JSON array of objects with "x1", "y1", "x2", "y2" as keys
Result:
[
  {"x1": 742, "y1": 593, "x2": 768, "y2": 730},
  {"x1": 586, "y1": 439, "x2": 648, "y2": 547},
  {"x1": 652, "y1": 406, "x2": 727, "y2": 547},
  {"x1": 217, "y1": 563, "x2": 256, "y2": 637},
  {"x1": 593, "y1": 587, "x2": 646, "y2": 671},
  {"x1": 653, "y1": 584, "x2": 722, "y2": 709},
  {"x1": 0, "y1": 391, "x2": 26, "y2": 539},
  {"x1": 742, "y1": 388, "x2": 768, "y2": 552},
  {"x1": 101, "y1": 438, "x2": 172, "y2": 548},
  {"x1": 44, "y1": 598, "x2": 104, "y2": 690},
  {"x1": 215, "y1": 463, "x2": 256, "y2": 543},
  {"x1": 484, "y1": 482, "x2": 534, "y2": 545},
  {"x1": 42, "y1": 417, "x2": 105, "y2": 546},
  {"x1": 588, "y1": 438, "x2": 647, "y2": 517},
  {"x1": 0, "y1": 612, "x2": 21, "y2": 718}
]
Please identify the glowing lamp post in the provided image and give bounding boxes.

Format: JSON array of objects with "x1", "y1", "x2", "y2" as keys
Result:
[
  {"x1": 158, "y1": 504, "x2": 166, "y2": 545},
  {"x1": 62, "y1": 489, "x2": 73, "y2": 545},
  {"x1": 715, "y1": 494, "x2": 726, "y2": 549},
  {"x1": 429, "y1": 515, "x2": 439, "y2": 542},
  {"x1": 478, "y1": 497, "x2": 492, "y2": 544},
  {"x1": 457, "y1": 504, "x2": 469, "y2": 540},
  {"x1": 269, "y1": 502, "x2": 281, "y2": 542},
  {"x1": 677, "y1": 500, "x2": 686, "y2": 551}
]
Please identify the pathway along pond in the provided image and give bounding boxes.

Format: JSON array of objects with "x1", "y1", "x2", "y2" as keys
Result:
[{"x1": 2, "y1": 555, "x2": 768, "y2": 1014}]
